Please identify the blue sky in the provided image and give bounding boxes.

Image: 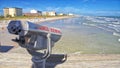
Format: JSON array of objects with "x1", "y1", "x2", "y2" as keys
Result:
[{"x1": 0, "y1": 0, "x2": 120, "y2": 16}]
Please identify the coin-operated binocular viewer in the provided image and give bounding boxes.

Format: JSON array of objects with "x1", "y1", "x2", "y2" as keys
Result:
[{"x1": 7, "y1": 20, "x2": 62, "y2": 68}]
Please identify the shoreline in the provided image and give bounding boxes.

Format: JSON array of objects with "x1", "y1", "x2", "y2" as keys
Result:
[{"x1": 0, "y1": 16, "x2": 75, "y2": 28}]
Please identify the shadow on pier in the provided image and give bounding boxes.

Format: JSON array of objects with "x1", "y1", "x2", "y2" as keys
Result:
[{"x1": 0, "y1": 45, "x2": 14, "y2": 52}]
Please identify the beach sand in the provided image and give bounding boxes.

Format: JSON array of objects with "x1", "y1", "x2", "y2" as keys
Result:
[{"x1": 0, "y1": 17, "x2": 120, "y2": 68}]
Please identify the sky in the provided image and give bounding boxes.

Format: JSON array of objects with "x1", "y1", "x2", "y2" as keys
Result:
[{"x1": 0, "y1": 0, "x2": 120, "y2": 16}]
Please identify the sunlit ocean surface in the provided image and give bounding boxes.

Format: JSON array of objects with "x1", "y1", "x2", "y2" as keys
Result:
[{"x1": 41, "y1": 17, "x2": 120, "y2": 54}]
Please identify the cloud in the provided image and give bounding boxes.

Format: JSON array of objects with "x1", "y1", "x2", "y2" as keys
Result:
[
  {"x1": 45, "y1": 7, "x2": 81, "y2": 14},
  {"x1": 82, "y1": 10, "x2": 120, "y2": 16},
  {"x1": 64, "y1": 7, "x2": 80, "y2": 13},
  {"x1": 89, "y1": 10, "x2": 120, "y2": 14}
]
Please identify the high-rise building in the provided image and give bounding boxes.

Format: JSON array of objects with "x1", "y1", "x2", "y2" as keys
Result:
[{"x1": 3, "y1": 7, "x2": 22, "y2": 17}]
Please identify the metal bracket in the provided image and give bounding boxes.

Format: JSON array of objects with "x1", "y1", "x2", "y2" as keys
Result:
[{"x1": 27, "y1": 33, "x2": 52, "y2": 68}]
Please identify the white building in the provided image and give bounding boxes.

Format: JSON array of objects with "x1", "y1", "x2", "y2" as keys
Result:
[
  {"x1": 30, "y1": 9, "x2": 41, "y2": 13},
  {"x1": 42, "y1": 11, "x2": 56, "y2": 16},
  {"x1": 68, "y1": 13, "x2": 74, "y2": 16},
  {"x1": 29, "y1": 9, "x2": 42, "y2": 16},
  {"x1": 4, "y1": 7, "x2": 22, "y2": 17},
  {"x1": 58, "y1": 13, "x2": 64, "y2": 16},
  {"x1": 42, "y1": 12, "x2": 47, "y2": 16},
  {"x1": 48, "y1": 11, "x2": 56, "y2": 16},
  {"x1": 30, "y1": 9, "x2": 37, "y2": 13}
]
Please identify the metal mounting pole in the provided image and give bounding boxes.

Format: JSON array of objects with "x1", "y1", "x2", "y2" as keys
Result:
[
  {"x1": 27, "y1": 33, "x2": 51, "y2": 68},
  {"x1": 32, "y1": 56, "x2": 46, "y2": 68}
]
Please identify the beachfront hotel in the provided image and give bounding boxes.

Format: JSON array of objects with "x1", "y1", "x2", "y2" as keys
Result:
[
  {"x1": 42, "y1": 11, "x2": 56, "y2": 16},
  {"x1": 3, "y1": 7, "x2": 22, "y2": 17}
]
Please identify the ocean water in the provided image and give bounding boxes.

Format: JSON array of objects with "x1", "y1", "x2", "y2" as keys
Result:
[{"x1": 41, "y1": 17, "x2": 120, "y2": 54}]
